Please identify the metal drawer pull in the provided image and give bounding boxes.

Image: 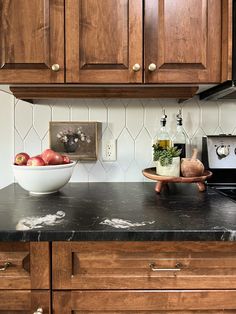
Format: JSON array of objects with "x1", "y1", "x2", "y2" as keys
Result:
[
  {"x1": 149, "y1": 262, "x2": 182, "y2": 272},
  {"x1": 33, "y1": 308, "x2": 43, "y2": 314},
  {"x1": 0, "y1": 261, "x2": 11, "y2": 271}
]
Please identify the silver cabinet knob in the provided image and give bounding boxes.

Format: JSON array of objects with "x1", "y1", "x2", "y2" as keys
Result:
[
  {"x1": 51, "y1": 64, "x2": 60, "y2": 72},
  {"x1": 132, "y1": 64, "x2": 141, "y2": 72},
  {"x1": 148, "y1": 63, "x2": 157, "y2": 72},
  {"x1": 33, "y1": 308, "x2": 43, "y2": 314}
]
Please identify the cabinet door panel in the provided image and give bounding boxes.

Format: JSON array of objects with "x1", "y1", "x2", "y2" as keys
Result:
[
  {"x1": 66, "y1": 0, "x2": 142, "y2": 83},
  {"x1": 0, "y1": 290, "x2": 50, "y2": 314},
  {"x1": 145, "y1": 0, "x2": 222, "y2": 83},
  {"x1": 0, "y1": 242, "x2": 50, "y2": 289},
  {"x1": 0, "y1": 0, "x2": 64, "y2": 83},
  {"x1": 53, "y1": 290, "x2": 236, "y2": 313}
]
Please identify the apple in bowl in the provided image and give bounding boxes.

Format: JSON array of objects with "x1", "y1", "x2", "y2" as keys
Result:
[{"x1": 12, "y1": 149, "x2": 76, "y2": 194}]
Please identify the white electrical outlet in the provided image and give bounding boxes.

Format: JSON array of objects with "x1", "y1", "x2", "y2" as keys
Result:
[{"x1": 102, "y1": 139, "x2": 117, "y2": 161}]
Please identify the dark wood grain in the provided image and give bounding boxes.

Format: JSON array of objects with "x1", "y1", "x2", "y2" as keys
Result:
[
  {"x1": 66, "y1": 0, "x2": 143, "y2": 83},
  {"x1": 0, "y1": 0, "x2": 64, "y2": 83},
  {"x1": 52, "y1": 241, "x2": 236, "y2": 290},
  {"x1": 145, "y1": 0, "x2": 223, "y2": 83},
  {"x1": 10, "y1": 86, "x2": 199, "y2": 102},
  {"x1": 53, "y1": 290, "x2": 236, "y2": 312},
  {"x1": 0, "y1": 290, "x2": 50, "y2": 313},
  {"x1": 221, "y1": 0, "x2": 232, "y2": 81},
  {"x1": 0, "y1": 242, "x2": 50, "y2": 289}
]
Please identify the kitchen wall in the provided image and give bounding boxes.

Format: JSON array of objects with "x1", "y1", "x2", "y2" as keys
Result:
[
  {"x1": 0, "y1": 88, "x2": 14, "y2": 188},
  {"x1": 13, "y1": 96, "x2": 236, "y2": 182}
]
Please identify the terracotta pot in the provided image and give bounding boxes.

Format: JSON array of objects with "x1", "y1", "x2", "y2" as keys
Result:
[{"x1": 181, "y1": 148, "x2": 204, "y2": 177}]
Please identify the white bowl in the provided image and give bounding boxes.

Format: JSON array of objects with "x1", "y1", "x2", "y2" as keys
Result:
[{"x1": 12, "y1": 161, "x2": 76, "y2": 194}]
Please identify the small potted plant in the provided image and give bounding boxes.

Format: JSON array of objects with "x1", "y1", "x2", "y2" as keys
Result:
[
  {"x1": 153, "y1": 144, "x2": 182, "y2": 177},
  {"x1": 57, "y1": 127, "x2": 91, "y2": 153}
]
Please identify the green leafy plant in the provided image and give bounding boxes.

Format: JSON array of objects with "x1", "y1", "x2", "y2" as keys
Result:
[{"x1": 152, "y1": 144, "x2": 181, "y2": 166}]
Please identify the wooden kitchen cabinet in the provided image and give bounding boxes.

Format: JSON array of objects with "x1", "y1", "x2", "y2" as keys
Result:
[
  {"x1": 0, "y1": 0, "x2": 64, "y2": 84},
  {"x1": 145, "y1": 0, "x2": 226, "y2": 83},
  {"x1": 65, "y1": 0, "x2": 143, "y2": 83},
  {"x1": 0, "y1": 242, "x2": 50, "y2": 313},
  {"x1": 0, "y1": 0, "x2": 231, "y2": 85},
  {"x1": 52, "y1": 241, "x2": 236, "y2": 312}
]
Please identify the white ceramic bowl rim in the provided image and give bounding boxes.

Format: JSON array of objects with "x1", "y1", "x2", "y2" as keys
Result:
[{"x1": 12, "y1": 160, "x2": 77, "y2": 170}]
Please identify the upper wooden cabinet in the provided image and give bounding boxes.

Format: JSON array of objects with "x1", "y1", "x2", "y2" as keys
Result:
[
  {"x1": 0, "y1": 0, "x2": 231, "y2": 84},
  {"x1": 66, "y1": 0, "x2": 143, "y2": 83},
  {"x1": 0, "y1": 0, "x2": 64, "y2": 83},
  {"x1": 145, "y1": 0, "x2": 225, "y2": 83}
]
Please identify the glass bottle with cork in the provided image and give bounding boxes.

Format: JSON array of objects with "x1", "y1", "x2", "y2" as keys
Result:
[
  {"x1": 172, "y1": 109, "x2": 187, "y2": 158},
  {"x1": 156, "y1": 109, "x2": 171, "y2": 149}
]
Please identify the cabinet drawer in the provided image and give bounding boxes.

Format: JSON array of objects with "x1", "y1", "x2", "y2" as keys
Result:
[
  {"x1": 52, "y1": 242, "x2": 236, "y2": 289},
  {"x1": 0, "y1": 290, "x2": 50, "y2": 313},
  {"x1": 53, "y1": 290, "x2": 236, "y2": 313},
  {"x1": 0, "y1": 242, "x2": 50, "y2": 289}
]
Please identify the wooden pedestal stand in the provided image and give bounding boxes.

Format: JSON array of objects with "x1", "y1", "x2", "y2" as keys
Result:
[{"x1": 142, "y1": 168, "x2": 212, "y2": 193}]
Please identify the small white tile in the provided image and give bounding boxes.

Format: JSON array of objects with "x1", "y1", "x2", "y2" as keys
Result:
[
  {"x1": 125, "y1": 161, "x2": 143, "y2": 182},
  {"x1": 88, "y1": 160, "x2": 107, "y2": 182},
  {"x1": 143, "y1": 99, "x2": 163, "y2": 138},
  {"x1": 117, "y1": 128, "x2": 134, "y2": 171},
  {"x1": 24, "y1": 128, "x2": 41, "y2": 157},
  {"x1": 42, "y1": 132, "x2": 50, "y2": 151},
  {"x1": 70, "y1": 163, "x2": 89, "y2": 182},
  {"x1": 107, "y1": 99, "x2": 126, "y2": 138},
  {"x1": 135, "y1": 128, "x2": 152, "y2": 169},
  {"x1": 15, "y1": 100, "x2": 32, "y2": 138},
  {"x1": 14, "y1": 129, "x2": 24, "y2": 155},
  {"x1": 182, "y1": 98, "x2": 200, "y2": 139},
  {"x1": 70, "y1": 99, "x2": 89, "y2": 121},
  {"x1": 105, "y1": 162, "x2": 125, "y2": 182},
  {"x1": 219, "y1": 101, "x2": 236, "y2": 134},
  {"x1": 200, "y1": 100, "x2": 219, "y2": 135},
  {"x1": 33, "y1": 105, "x2": 51, "y2": 139},
  {"x1": 89, "y1": 100, "x2": 107, "y2": 134},
  {"x1": 52, "y1": 105, "x2": 70, "y2": 121},
  {"x1": 126, "y1": 100, "x2": 144, "y2": 139}
]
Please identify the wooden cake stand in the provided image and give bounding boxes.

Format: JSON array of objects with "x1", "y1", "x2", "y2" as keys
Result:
[{"x1": 142, "y1": 168, "x2": 213, "y2": 193}]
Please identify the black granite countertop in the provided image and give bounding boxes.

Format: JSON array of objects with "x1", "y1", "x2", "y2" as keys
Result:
[{"x1": 0, "y1": 182, "x2": 236, "y2": 241}]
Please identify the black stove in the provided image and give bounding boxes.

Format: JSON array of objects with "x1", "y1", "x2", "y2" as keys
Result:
[{"x1": 202, "y1": 135, "x2": 236, "y2": 201}]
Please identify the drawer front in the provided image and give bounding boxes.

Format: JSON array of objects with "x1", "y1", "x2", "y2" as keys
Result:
[
  {"x1": 0, "y1": 290, "x2": 50, "y2": 313},
  {"x1": 52, "y1": 242, "x2": 236, "y2": 289},
  {"x1": 0, "y1": 242, "x2": 50, "y2": 289},
  {"x1": 53, "y1": 290, "x2": 236, "y2": 313}
]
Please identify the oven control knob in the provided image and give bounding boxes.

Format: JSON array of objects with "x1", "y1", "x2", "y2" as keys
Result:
[{"x1": 216, "y1": 145, "x2": 229, "y2": 159}]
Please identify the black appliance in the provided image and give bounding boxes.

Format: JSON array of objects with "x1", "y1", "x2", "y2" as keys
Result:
[
  {"x1": 199, "y1": 1, "x2": 235, "y2": 100},
  {"x1": 202, "y1": 135, "x2": 236, "y2": 201}
]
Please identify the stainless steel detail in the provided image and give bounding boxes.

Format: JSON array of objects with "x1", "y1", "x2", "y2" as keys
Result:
[
  {"x1": 0, "y1": 261, "x2": 11, "y2": 271},
  {"x1": 148, "y1": 63, "x2": 157, "y2": 72},
  {"x1": 216, "y1": 145, "x2": 230, "y2": 159},
  {"x1": 149, "y1": 262, "x2": 182, "y2": 271},
  {"x1": 51, "y1": 64, "x2": 60, "y2": 72}
]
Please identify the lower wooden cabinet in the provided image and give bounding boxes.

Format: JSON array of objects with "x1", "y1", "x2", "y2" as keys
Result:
[
  {"x1": 53, "y1": 290, "x2": 236, "y2": 313},
  {"x1": 0, "y1": 290, "x2": 50, "y2": 313}
]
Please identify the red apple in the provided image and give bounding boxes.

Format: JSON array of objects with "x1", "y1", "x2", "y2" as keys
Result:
[
  {"x1": 62, "y1": 155, "x2": 71, "y2": 164},
  {"x1": 15, "y1": 152, "x2": 30, "y2": 165},
  {"x1": 27, "y1": 156, "x2": 45, "y2": 166},
  {"x1": 41, "y1": 149, "x2": 64, "y2": 165}
]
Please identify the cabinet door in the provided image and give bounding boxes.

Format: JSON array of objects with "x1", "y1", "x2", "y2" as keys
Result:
[
  {"x1": 0, "y1": 242, "x2": 50, "y2": 289},
  {"x1": 145, "y1": 0, "x2": 223, "y2": 83},
  {"x1": 0, "y1": 0, "x2": 64, "y2": 83},
  {"x1": 53, "y1": 290, "x2": 236, "y2": 313},
  {"x1": 66, "y1": 0, "x2": 143, "y2": 83},
  {"x1": 0, "y1": 290, "x2": 50, "y2": 314}
]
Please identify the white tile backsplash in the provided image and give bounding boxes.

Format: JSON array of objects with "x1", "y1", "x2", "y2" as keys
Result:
[{"x1": 9, "y1": 94, "x2": 236, "y2": 183}]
